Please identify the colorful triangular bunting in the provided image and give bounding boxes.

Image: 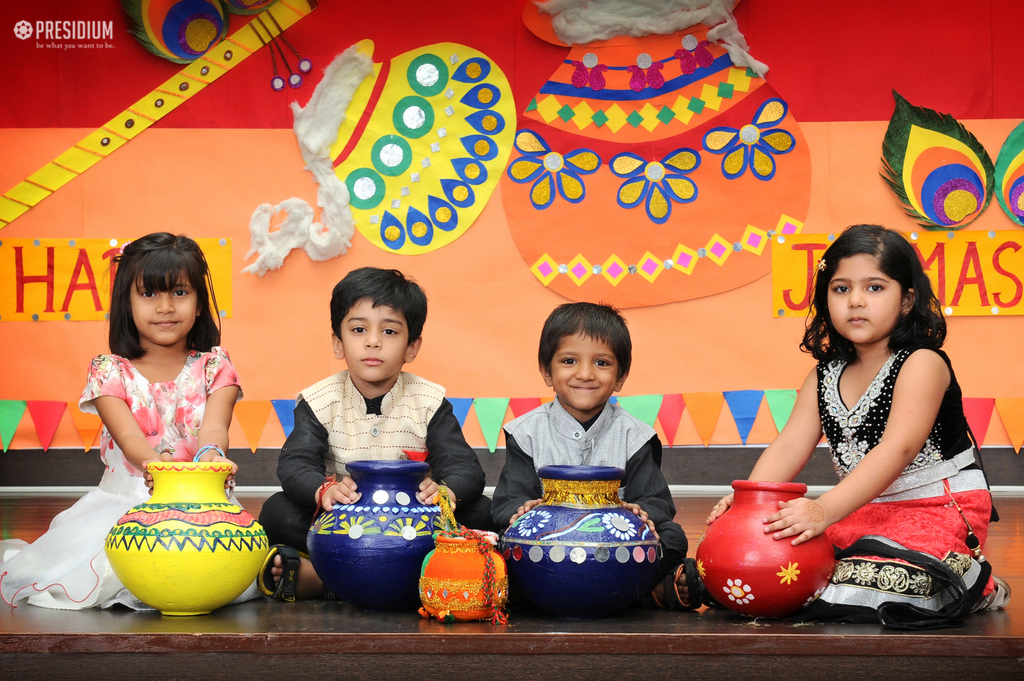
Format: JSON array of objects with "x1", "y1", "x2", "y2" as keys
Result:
[
  {"x1": 448, "y1": 398, "x2": 474, "y2": 428},
  {"x1": 509, "y1": 397, "x2": 542, "y2": 418},
  {"x1": 682, "y1": 392, "x2": 725, "y2": 447},
  {"x1": 271, "y1": 399, "x2": 297, "y2": 438},
  {"x1": 764, "y1": 389, "x2": 798, "y2": 435},
  {"x1": 0, "y1": 400, "x2": 27, "y2": 452},
  {"x1": 26, "y1": 400, "x2": 66, "y2": 452},
  {"x1": 657, "y1": 394, "x2": 685, "y2": 446},
  {"x1": 995, "y1": 398, "x2": 1024, "y2": 453},
  {"x1": 962, "y1": 397, "x2": 995, "y2": 446},
  {"x1": 68, "y1": 401, "x2": 102, "y2": 452},
  {"x1": 617, "y1": 394, "x2": 663, "y2": 428},
  {"x1": 473, "y1": 398, "x2": 510, "y2": 453},
  {"x1": 234, "y1": 401, "x2": 272, "y2": 453},
  {"x1": 723, "y1": 390, "x2": 764, "y2": 445}
]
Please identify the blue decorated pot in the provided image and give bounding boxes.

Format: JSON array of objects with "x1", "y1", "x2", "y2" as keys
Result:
[
  {"x1": 307, "y1": 460, "x2": 439, "y2": 610},
  {"x1": 501, "y1": 465, "x2": 660, "y2": 617}
]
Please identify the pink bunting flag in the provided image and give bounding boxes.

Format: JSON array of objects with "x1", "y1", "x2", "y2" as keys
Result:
[
  {"x1": 509, "y1": 397, "x2": 542, "y2": 418},
  {"x1": 26, "y1": 400, "x2": 67, "y2": 452},
  {"x1": 962, "y1": 398, "x2": 995, "y2": 446},
  {"x1": 657, "y1": 394, "x2": 685, "y2": 446}
]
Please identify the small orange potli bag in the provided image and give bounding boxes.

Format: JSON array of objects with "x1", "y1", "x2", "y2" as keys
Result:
[{"x1": 418, "y1": 490, "x2": 508, "y2": 624}]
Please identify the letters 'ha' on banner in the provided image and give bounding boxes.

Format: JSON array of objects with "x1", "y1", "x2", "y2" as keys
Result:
[
  {"x1": 0, "y1": 238, "x2": 232, "y2": 321},
  {"x1": 772, "y1": 231, "x2": 1024, "y2": 317}
]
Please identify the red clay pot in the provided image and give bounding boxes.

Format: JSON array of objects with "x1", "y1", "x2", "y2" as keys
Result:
[{"x1": 696, "y1": 481, "x2": 835, "y2": 618}]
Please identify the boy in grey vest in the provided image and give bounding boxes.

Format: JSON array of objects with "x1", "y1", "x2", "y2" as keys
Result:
[
  {"x1": 258, "y1": 267, "x2": 488, "y2": 601},
  {"x1": 492, "y1": 302, "x2": 698, "y2": 609}
]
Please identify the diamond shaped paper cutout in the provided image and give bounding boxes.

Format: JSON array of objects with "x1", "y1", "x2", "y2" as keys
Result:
[
  {"x1": 687, "y1": 97, "x2": 705, "y2": 114},
  {"x1": 566, "y1": 254, "x2": 593, "y2": 286},
  {"x1": 671, "y1": 243, "x2": 699, "y2": 274},
  {"x1": 670, "y1": 96, "x2": 695, "y2": 124},
  {"x1": 525, "y1": 98, "x2": 538, "y2": 112},
  {"x1": 536, "y1": 95, "x2": 563, "y2": 123},
  {"x1": 557, "y1": 104, "x2": 576, "y2": 122},
  {"x1": 704, "y1": 234, "x2": 732, "y2": 266},
  {"x1": 717, "y1": 82, "x2": 735, "y2": 99},
  {"x1": 638, "y1": 103, "x2": 661, "y2": 132},
  {"x1": 699, "y1": 83, "x2": 723, "y2": 111},
  {"x1": 625, "y1": 110, "x2": 644, "y2": 128},
  {"x1": 740, "y1": 225, "x2": 769, "y2": 255},
  {"x1": 572, "y1": 101, "x2": 595, "y2": 130},
  {"x1": 531, "y1": 253, "x2": 559, "y2": 286},
  {"x1": 602, "y1": 254, "x2": 629, "y2": 286},
  {"x1": 727, "y1": 67, "x2": 752, "y2": 92},
  {"x1": 656, "y1": 106, "x2": 676, "y2": 125},
  {"x1": 636, "y1": 251, "x2": 663, "y2": 283},
  {"x1": 592, "y1": 109, "x2": 610, "y2": 128},
  {"x1": 604, "y1": 105, "x2": 628, "y2": 132},
  {"x1": 777, "y1": 214, "x2": 804, "y2": 235}
]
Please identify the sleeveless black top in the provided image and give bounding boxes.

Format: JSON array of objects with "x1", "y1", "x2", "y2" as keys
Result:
[{"x1": 817, "y1": 348, "x2": 973, "y2": 487}]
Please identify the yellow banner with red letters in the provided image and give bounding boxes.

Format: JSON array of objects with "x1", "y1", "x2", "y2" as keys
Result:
[
  {"x1": 772, "y1": 231, "x2": 1024, "y2": 318},
  {"x1": 0, "y1": 238, "x2": 232, "y2": 321}
]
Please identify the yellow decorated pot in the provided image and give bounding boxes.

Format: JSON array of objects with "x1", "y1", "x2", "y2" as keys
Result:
[{"x1": 105, "y1": 461, "x2": 269, "y2": 616}]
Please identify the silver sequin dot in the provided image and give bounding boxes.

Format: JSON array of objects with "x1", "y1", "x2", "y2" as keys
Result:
[
  {"x1": 947, "y1": 231, "x2": 956, "y2": 239},
  {"x1": 570, "y1": 547, "x2": 587, "y2": 564},
  {"x1": 645, "y1": 162, "x2": 665, "y2": 181},
  {"x1": 827, "y1": 233, "x2": 836, "y2": 241},
  {"x1": 416, "y1": 63, "x2": 440, "y2": 87},
  {"x1": 733, "y1": 242, "x2": 742, "y2": 252},
  {"x1": 593, "y1": 265, "x2": 602, "y2": 274},
  {"x1": 594, "y1": 547, "x2": 610, "y2": 563},
  {"x1": 353, "y1": 177, "x2": 377, "y2": 200},
  {"x1": 777, "y1": 236, "x2": 786, "y2": 243},
  {"x1": 402, "y1": 106, "x2": 426, "y2": 130},
  {"x1": 529, "y1": 546, "x2": 544, "y2": 562},
  {"x1": 379, "y1": 143, "x2": 404, "y2": 167},
  {"x1": 664, "y1": 260, "x2": 674, "y2": 269},
  {"x1": 615, "y1": 547, "x2": 630, "y2": 563},
  {"x1": 558, "y1": 264, "x2": 568, "y2": 274},
  {"x1": 944, "y1": 306, "x2": 953, "y2": 315},
  {"x1": 778, "y1": 309, "x2": 786, "y2": 316},
  {"x1": 372, "y1": 490, "x2": 389, "y2": 504},
  {"x1": 583, "y1": 52, "x2": 598, "y2": 68},
  {"x1": 627, "y1": 265, "x2": 637, "y2": 274},
  {"x1": 636, "y1": 53, "x2": 653, "y2": 69},
  {"x1": 992, "y1": 307, "x2": 1000, "y2": 315},
  {"x1": 767, "y1": 229, "x2": 776, "y2": 237},
  {"x1": 543, "y1": 152, "x2": 563, "y2": 172},
  {"x1": 911, "y1": 232, "x2": 919, "y2": 240},
  {"x1": 682, "y1": 34, "x2": 699, "y2": 51},
  {"x1": 989, "y1": 230, "x2": 997, "y2": 238},
  {"x1": 740, "y1": 124, "x2": 760, "y2": 144},
  {"x1": 349, "y1": 524, "x2": 363, "y2": 539},
  {"x1": 395, "y1": 492, "x2": 411, "y2": 505},
  {"x1": 697, "y1": 248, "x2": 708, "y2": 257},
  {"x1": 549, "y1": 546, "x2": 566, "y2": 563}
]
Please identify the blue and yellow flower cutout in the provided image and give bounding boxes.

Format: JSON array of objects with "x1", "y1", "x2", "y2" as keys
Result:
[
  {"x1": 609, "y1": 148, "x2": 700, "y2": 224},
  {"x1": 506, "y1": 130, "x2": 601, "y2": 209},
  {"x1": 702, "y1": 98, "x2": 795, "y2": 181}
]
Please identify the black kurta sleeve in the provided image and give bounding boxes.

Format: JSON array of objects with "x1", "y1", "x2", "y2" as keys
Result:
[
  {"x1": 490, "y1": 431, "x2": 544, "y2": 529},
  {"x1": 424, "y1": 398, "x2": 486, "y2": 505},
  {"x1": 623, "y1": 435, "x2": 688, "y2": 576},
  {"x1": 276, "y1": 399, "x2": 330, "y2": 509}
]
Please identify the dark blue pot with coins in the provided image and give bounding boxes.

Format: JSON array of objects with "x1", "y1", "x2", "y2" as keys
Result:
[
  {"x1": 500, "y1": 465, "x2": 660, "y2": 617},
  {"x1": 307, "y1": 460, "x2": 439, "y2": 610}
]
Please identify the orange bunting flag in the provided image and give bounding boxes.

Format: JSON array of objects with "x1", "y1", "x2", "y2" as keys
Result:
[
  {"x1": 995, "y1": 398, "x2": 1024, "y2": 453},
  {"x1": 26, "y1": 400, "x2": 66, "y2": 452},
  {"x1": 509, "y1": 398, "x2": 542, "y2": 418},
  {"x1": 962, "y1": 398, "x2": 995, "y2": 447},
  {"x1": 681, "y1": 392, "x2": 725, "y2": 447},
  {"x1": 657, "y1": 394, "x2": 686, "y2": 446},
  {"x1": 67, "y1": 401, "x2": 102, "y2": 452},
  {"x1": 233, "y1": 401, "x2": 273, "y2": 453}
]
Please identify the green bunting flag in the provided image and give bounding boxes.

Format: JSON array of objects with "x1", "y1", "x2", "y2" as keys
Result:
[
  {"x1": 616, "y1": 394, "x2": 663, "y2": 428},
  {"x1": 764, "y1": 389, "x2": 798, "y2": 434},
  {"x1": 0, "y1": 400, "x2": 27, "y2": 452},
  {"x1": 472, "y1": 398, "x2": 510, "y2": 453}
]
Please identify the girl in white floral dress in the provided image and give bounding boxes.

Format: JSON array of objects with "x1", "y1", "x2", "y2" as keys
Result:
[{"x1": 0, "y1": 233, "x2": 251, "y2": 610}]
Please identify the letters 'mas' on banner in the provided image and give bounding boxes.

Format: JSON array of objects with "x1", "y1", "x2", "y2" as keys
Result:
[
  {"x1": 0, "y1": 238, "x2": 232, "y2": 321},
  {"x1": 772, "y1": 232, "x2": 1024, "y2": 318}
]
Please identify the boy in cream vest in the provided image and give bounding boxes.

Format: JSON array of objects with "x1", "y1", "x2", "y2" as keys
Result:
[{"x1": 259, "y1": 267, "x2": 488, "y2": 601}]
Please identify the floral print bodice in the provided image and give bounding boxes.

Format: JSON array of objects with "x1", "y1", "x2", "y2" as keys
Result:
[
  {"x1": 79, "y1": 347, "x2": 242, "y2": 476},
  {"x1": 817, "y1": 348, "x2": 971, "y2": 483}
]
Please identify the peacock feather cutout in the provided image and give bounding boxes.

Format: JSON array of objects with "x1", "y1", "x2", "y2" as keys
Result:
[
  {"x1": 122, "y1": 0, "x2": 229, "y2": 63},
  {"x1": 994, "y1": 120, "x2": 1024, "y2": 226},
  {"x1": 881, "y1": 90, "x2": 993, "y2": 230}
]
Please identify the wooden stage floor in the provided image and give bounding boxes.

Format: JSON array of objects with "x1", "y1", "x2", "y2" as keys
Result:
[{"x1": 1, "y1": 495, "x2": 1022, "y2": 680}]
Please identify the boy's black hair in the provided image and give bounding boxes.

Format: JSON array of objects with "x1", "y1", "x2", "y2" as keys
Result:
[
  {"x1": 802, "y1": 224, "x2": 946, "y2": 362},
  {"x1": 330, "y1": 267, "x2": 427, "y2": 343},
  {"x1": 108, "y1": 232, "x2": 221, "y2": 359},
  {"x1": 538, "y1": 302, "x2": 632, "y2": 379}
]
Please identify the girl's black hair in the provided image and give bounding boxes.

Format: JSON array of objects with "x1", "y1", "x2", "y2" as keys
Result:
[
  {"x1": 108, "y1": 233, "x2": 221, "y2": 359},
  {"x1": 801, "y1": 224, "x2": 945, "y2": 362},
  {"x1": 539, "y1": 302, "x2": 632, "y2": 379}
]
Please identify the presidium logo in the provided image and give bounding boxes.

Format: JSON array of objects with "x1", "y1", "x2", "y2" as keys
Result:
[{"x1": 13, "y1": 19, "x2": 114, "y2": 45}]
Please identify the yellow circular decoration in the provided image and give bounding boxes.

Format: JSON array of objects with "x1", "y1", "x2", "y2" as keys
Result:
[
  {"x1": 474, "y1": 139, "x2": 491, "y2": 156},
  {"x1": 481, "y1": 115, "x2": 497, "y2": 131},
  {"x1": 185, "y1": 19, "x2": 217, "y2": 53},
  {"x1": 411, "y1": 221, "x2": 429, "y2": 237},
  {"x1": 466, "y1": 62, "x2": 482, "y2": 79},
  {"x1": 453, "y1": 186, "x2": 470, "y2": 202},
  {"x1": 384, "y1": 225, "x2": 401, "y2": 241},
  {"x1": 436, "y1": 207, "x2": 452, "y2": 222},
  {"x1": 944, "y1": 190, "x2": 978, "y2": 222},
  {"x1": 464, "y1": 163, "x2": 481, "y2": 180},
  {"x1": 478, "y1": 89, "x2": 493, "y2": 104}
]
